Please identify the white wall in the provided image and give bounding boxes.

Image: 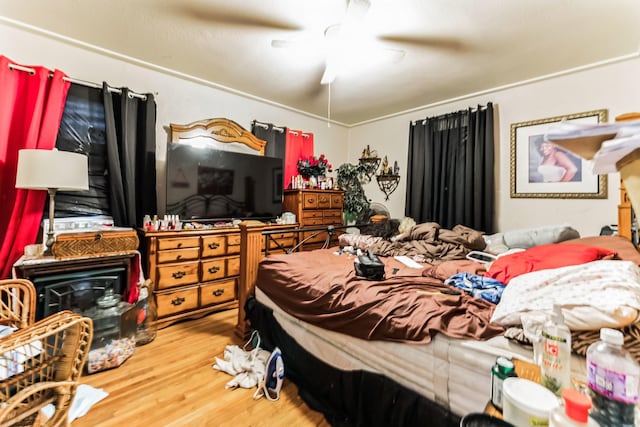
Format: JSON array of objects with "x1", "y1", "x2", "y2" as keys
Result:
[
  {"x1": 349, "y1": 58, "x2": 640, "y2": 237},
  {"x1": 3, "y1": 20, "x2": 638, "y2": 237},
  {"x1": 0, "y1": 21, "x2": 350, "y2": 215}
]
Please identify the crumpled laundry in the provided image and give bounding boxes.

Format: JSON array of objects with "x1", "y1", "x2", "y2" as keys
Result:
[
  {"x1": 445, "y1": 272, "x2": 506, "y2": 304},
  {"x1": 213, "y1": 332, "x2": 271, "y2": 390}
]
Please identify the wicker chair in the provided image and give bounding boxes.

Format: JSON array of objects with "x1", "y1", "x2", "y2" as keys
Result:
[
  {"x1": 0, "y1": 279, "x2": 36, "y2": 329},
  {"x1": 0, "y1": 280, "x2": 93, "y2": 427}
]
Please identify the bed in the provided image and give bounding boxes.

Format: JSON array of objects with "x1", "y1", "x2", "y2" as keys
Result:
[{"x1": 236, "y1": 217, "x2": 640, "y2": 426}]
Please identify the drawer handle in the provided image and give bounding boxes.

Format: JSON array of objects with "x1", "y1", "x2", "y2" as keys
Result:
[
  {"x1": 94, "y1": 233, "x2": 103, "y2": 241},
  {"x1": 208, "y1": 266, "x2": 220, "y2": 274},
  {"x1": 176, "y1": 254, "x2": 182, "y2": 260},
  {"x1": 213, "y1": 289, "x2": 225, "y2": 297},
  {"x1": 208, "y1": 242, "x2": 220, "y2": 250},
  {"x1": 307, "y1": 198, "x2": 314, "y2": 203},
  {"x1": 177, "y1": 242, "x2": 182, "y2": 248},
  {"x1": 172, "y1": 271, "x2": 186, "y2": 279},
  {"x1": 171, "y1": 297, "x2": 185, "y2": 306}
]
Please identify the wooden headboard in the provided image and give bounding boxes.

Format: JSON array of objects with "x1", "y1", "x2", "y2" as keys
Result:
[{"x1": 169, "y1": 117, "x2": 266, "y2": 155}]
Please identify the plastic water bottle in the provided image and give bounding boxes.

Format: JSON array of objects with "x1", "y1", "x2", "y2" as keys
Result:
[
  {"x1": 586, "y1": 328, "x2": 639, "y2": 427},
  {"x1": 541, "y1": 304, "x2": 572, "y2": 396}
]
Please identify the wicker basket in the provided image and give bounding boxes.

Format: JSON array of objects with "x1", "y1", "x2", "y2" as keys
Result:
[{"x1": 52, "y1": 229, "x2": 139, "y2": 258}]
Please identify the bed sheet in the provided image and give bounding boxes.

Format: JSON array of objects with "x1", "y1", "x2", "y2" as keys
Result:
[{"x1": 256, "y1": 288, "x2": 564, "y2": 416}]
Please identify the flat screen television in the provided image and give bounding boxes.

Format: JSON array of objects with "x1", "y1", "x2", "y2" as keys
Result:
[{"x1": 165, "y1": 143, "x2": 283, "y2": 222}]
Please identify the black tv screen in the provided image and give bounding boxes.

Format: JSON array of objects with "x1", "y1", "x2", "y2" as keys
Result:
[{"x1": 166, "y1": 143, "x2": 283, "y2": 222}]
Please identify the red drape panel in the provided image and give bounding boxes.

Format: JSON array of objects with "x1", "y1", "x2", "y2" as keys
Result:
[
  {"x1": 284, "y1": 129, "x2": 314, "y2": 187},
  {"x1": 0, "y1": 56, "x2": 70, "y2": 278}
]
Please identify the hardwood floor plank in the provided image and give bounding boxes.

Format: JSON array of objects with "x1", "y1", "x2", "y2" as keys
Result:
[{"x1": 73, "y1": 308, "x2": 329, "y2": 427}]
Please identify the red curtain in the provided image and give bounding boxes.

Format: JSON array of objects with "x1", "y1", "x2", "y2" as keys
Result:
[
  {"x1": 284, "y1": 129, "x2": 314, "y2": 187},
  {"x1": 0, "y1": 56, "x2": 70, "y2": 278}
]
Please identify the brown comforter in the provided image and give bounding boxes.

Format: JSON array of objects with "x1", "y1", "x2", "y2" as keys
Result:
[
  {"x1": 256, "y1": 249, "x2": 504, "y2": 343},
  {"x1": 339, "y1": 222, "x2": 486, "y2": 263}
]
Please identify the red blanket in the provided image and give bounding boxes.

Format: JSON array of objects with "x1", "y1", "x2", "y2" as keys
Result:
[{"x1": 256, "y1": 249, "x2": 504, "y2": 343}]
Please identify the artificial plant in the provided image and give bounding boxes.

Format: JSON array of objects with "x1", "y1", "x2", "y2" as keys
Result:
[{"x1": 336, "y1": 162, "x2": 377, "y2": 223}]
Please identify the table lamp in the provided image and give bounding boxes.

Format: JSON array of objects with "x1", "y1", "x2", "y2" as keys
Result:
[{"x1": 15, "y1": 149, "x2": 89, "y2": 255}]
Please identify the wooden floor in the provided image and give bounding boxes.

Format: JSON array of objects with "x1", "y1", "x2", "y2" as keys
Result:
[{"x1": 74, "y1": 309, "x2": 330, "y2": 427}]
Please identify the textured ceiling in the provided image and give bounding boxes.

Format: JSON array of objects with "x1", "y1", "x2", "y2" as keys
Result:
[{"x1": 2, "y1": 0, "x2": 639, "y2": 125}]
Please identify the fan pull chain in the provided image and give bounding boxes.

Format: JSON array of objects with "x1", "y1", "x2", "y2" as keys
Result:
[{"x1": 327, "y1": 83, "x2": 331, "y2": 128}]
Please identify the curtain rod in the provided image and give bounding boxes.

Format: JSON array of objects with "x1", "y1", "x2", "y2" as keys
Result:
[
  {"x1": 252, "y1": 119, "x2": 285, "y2": 133},
  {"x1": 8, "y1": 62, "x2": 149, "y2": 100},
  {"x1": 411, "y1": 103, "x2": 490, "y2": 125},
  {"x1": 288, "y1": 130, "x2": 310, "y2": 138}
]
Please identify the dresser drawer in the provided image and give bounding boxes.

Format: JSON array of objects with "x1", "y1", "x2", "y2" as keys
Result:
[
  {"x1": 226, "y1": 234, "x2": 241, "y2": 255},
  {"x1": 302, "y1": 218, "x2": 324, "y2": 226},
  {"x1": 156, "y1": 261, "x2": 199, "y2": 289},
  {"x1": 303, "y1": 193, "x2": 318, "y2": 209},
  {"x1": 200, "y1": 279, "x2": 236, "y2": 307},
  {"x1": 202, "y1": 235, "x2": 227, "y2": 257},
  {"x1": 323, "y1": 210, "x2": 343, "y2": 222},
  {"x1": 157, "y1": 236, "x2": 200, "y2": 250},
  {"x1": 156, "y1": 247, "x2": 200, "y2": 264},
  {"x1": 201, "y1": 258, "x2": 226, "y2": 281},
  {"x1": 302, "y1": 230, "x2": 326, "y2": 244},
  {"x1": 227, "y1": 256, "x2": 240, "y2": 277},
  {"x1": 156, "y1": 286, "x2": 199, "y2": 317},
  {"x1": 330, "y1": 194, "x2": 344, "y2": 209},
  {"x1": 317, "y1": 193, "x2": 331, "y2": 208},
  {"x1": 302, "y1": 211, "x2": 323, "y2": 219},
  {"x1": 261, "y1": 233, "x2": 297, "y2": 251}
]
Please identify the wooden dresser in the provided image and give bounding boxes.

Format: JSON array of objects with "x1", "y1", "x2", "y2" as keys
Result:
[
  {"x1": 282, "y1": 189, "x2": 344, "y2": 250},
  {"x1": 140, "y1": 228, "x2": 242, "y2": 329}
]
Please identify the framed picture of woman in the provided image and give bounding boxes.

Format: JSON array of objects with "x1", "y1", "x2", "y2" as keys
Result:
[{"x1": 510, "y1": 109, "x2": 608, "y2": 199}]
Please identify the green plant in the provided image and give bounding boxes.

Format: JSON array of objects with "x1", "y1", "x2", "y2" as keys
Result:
[{"x1": 336, "y1": 162, "x2": 373, "y2": 222}]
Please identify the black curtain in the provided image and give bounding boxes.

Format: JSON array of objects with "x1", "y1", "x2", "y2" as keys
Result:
[
  {"x1": 251, "y1": 120, "x2": 286, "y2": 159},
  {"x1": 103, "y1": 84, "x2": 157, "y2": 227},
  {"x1": 405, "y1": 103, "x2": 494, "y2": 233}
]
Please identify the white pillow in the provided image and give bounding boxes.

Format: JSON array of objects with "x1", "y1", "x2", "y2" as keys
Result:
[{"x1": 491, "y1": 260, "x2": 640, "y2": 330}]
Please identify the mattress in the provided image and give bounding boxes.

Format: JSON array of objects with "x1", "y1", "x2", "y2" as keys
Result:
[{"x1": 257, "y1": 288, "x2": 540, "y2": 415}]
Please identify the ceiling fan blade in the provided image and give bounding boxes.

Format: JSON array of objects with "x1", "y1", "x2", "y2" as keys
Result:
[
  {"x1": 379, "y1": 35, "x2": 467, "y2": 51},
  {"x1": 172, "y1": 4, "x2": 301, "y2": 31},
  {"x1": 343, "y1": 0, "x2": 371, "y2": 28},
  {"x1": 271, "y1": 39, "x2": 299, "y2": 49}
]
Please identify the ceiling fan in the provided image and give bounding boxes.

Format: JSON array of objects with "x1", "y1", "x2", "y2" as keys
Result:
[
  {"x1": 271, "y1": 0, "x2": 405, "y2": 85},
  {"x1": 174, "y1": 0, "x2": 466, "y2": 86}
]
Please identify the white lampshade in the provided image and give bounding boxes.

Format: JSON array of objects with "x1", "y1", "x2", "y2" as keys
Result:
[{"x1": 15, "y1": 149, "x2": 89, "y2": 191}]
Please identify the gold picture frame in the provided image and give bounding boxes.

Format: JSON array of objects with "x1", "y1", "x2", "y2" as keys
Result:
[{"x1": 510, "y1": 109, "x2": 608, "y2": 199}]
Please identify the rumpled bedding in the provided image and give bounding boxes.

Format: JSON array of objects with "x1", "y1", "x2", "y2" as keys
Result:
[
  {"x1": 491, "y1": 260, "x2": 640, "y2": 330},
  {"x1": 256, "y1": 249, "x2": 504, "y2": 343},
  {"x1": 338, "y1": 222, "x2": 485, "y2": 264},
  {"x1": 445, "y1": 273, "x2": 506, "y2": 304}
]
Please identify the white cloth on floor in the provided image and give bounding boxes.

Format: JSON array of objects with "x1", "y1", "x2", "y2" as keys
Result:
[
  {"x1": 213, "y1": 340, "x2": 270, "y2": 390},
  {"x1": 41, "y1": 384, "x2": 109, "y2": 423}
]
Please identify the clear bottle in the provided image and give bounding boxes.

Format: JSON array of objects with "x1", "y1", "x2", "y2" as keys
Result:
[
  {"x1": 541, "y1": 304, "x2": 572, "y2": 396},
  {"x1": 134, "y1": 280, "x2": 157, "y2": 345},
  {"x1": 550, "y1": 388, "x2": 600, "y2": 427},
  {"x1": 586, "y1": 328, "x2": 639, "y2": 427}
]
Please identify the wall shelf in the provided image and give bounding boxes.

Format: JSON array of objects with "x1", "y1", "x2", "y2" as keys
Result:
[
  {"x1": 358, "y1": 157, "x2": 381, "y2": 183},
  {"x1": 376, "y1": 174, "x2": 400, "y2": 200}
]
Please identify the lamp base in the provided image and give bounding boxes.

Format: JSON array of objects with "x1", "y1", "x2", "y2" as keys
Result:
[
  {"x1": 43, "y1": 231, "x2": 55, "y2": 256},
  {"x1": 44, "y1": 188, "x2": 57, "y2": 257}
]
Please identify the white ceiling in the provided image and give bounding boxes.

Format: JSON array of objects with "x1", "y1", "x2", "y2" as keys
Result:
[{"x1": 2, "y1": 0, "x2": 640, "y2": 125}]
